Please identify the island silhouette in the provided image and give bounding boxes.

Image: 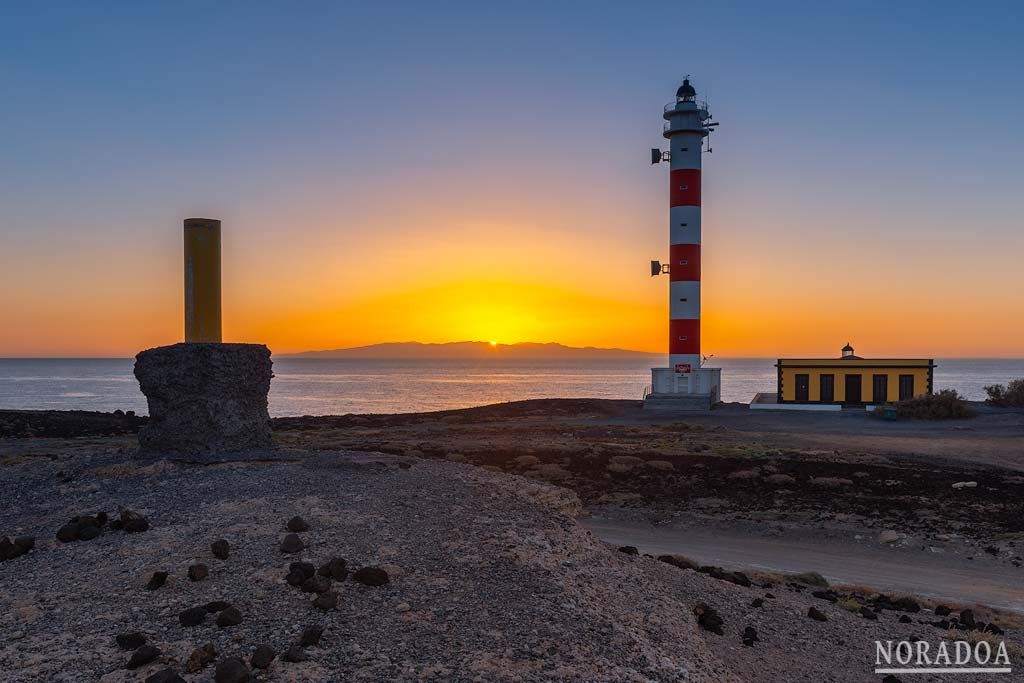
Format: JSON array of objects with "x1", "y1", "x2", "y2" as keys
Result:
[{"x1": 284, "y1": 341, "x2": 660, "y2": 360}]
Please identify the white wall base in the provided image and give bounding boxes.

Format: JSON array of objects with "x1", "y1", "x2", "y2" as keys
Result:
[
  {"x1": 749, "y1": 402, "x2": 842, "y2": 412},
  {"x1": 650, "y1": 367, "x2": 721, "y2": 402}
]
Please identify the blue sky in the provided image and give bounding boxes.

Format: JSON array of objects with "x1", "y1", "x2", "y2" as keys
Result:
[{"x1": 1, "y1": 1, "x2": 1022, "y2": 356}]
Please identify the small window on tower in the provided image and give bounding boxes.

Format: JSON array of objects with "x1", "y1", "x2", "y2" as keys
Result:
[
  {"x1": 679, "y1": 298, "x2": 688, "y2": 302},
  {"x1": 679, "y1": 223, "x2": 688, "y2": 226}
]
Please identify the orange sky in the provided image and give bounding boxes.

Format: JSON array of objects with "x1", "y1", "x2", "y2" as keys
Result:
[{"x1": 3, "y1": 184, "x2": 1022, "y2": 358}]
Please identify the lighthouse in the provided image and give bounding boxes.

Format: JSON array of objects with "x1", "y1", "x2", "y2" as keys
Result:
[{"x1": 644, "y1": 77, "x2": 722, "y2": 409}]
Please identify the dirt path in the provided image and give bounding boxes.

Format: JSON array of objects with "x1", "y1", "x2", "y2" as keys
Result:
[{"x1": 585, "y1": 515, "x2": 1024, "y2": 613}]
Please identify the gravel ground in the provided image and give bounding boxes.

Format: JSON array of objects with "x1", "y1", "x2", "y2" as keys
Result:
[{"x1": 0, "y1": 445, "x2": 1019, "y2": 682}]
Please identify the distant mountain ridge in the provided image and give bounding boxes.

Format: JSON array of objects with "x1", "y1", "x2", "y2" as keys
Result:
[{"x1": 284, "y1": 341, "x2": 659, "y2": 360}]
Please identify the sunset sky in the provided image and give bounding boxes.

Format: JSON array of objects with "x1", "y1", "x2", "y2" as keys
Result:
[{"x1": 2, "y1": 2, "x2": 1022, "y2": 358}]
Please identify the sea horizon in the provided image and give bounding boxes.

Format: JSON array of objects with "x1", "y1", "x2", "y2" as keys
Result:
[{"x1": 3, "y1": 356, "x2": 1022, "y2": 417}]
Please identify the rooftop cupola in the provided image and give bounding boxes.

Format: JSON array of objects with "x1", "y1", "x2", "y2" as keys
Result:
[{"x1": 841, "y1": 343, "x2": 860, "y2": 360}]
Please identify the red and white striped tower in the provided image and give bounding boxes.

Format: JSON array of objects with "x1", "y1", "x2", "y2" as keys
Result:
[
  {"x1": 665, "y1": 78, "x2": 707, "y2": 372},
  {"x1": 647, "y1": 77, "x2": 720, "y2": 405}
]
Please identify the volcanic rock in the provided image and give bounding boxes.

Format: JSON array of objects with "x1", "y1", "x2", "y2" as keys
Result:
[
  {"x1": 211, "y1": 539, "x2": 230, "y2": 560},
  {"x1": 186, "y1": 644, "x2": 217, "y2": 673},
  {"x1": 742, "y1": 626, "x2": 758, "y2": 647},
  {"x1": 78, "y1": 524, "x2": 101, "y2": 541},
  {"x1": 894, "y1": 596, "x2": 920, "y2": 613},
  {"x1": 313, "y1": 590, "x2": 339, "y2": 611},
  {"x1": 280, "y1": 534, "x2": 304, "y2": 554},
  {"x1": 353, "y1": 566, "x2": 389, "y2": 586},
  {"x1": 693, "y1": 602, "x2": 724, "y2": 635},
  {"x1": 807, "y1": 607, "x2": 828, "y2": 622},
  {"x1": 14, "y1": 536, "x2": 35, "y2": 553},
  {"x1": 282, "y1": 645, "x2": 306, "y2": 663},
  {"x1": 56, "y1": 523, "x2": 80, "y2": 543},
  {"x1": 859, "y1": 606, "x2": 878, "y2": 620},
  {"x1": 216, "y1": 606, "x2": 243, "y2": 627},
  {"x1": 179, "y1": 606, "x2": 208, "y2": 627},
  {"x1": 134, "y1": 342, "x2": 273, "y2": 455},
  {"x1": 116, "y1": 632, "x2": 147, "y2": 650},
  {"x1": 934, "y1": 605, "x2": 952, "y2": 616},
  {"x1": 121, "y1": 510, "x2": 150, "y2": 533},
  {"x1": 251, "y1": 644, "x2": 276, "y2": 670},
  {"x1": 657, "y1": 554, "x2": 698, "y2": 571},
  {"x1": 287, "y1": 516, "x2": 309, "y2": 532},
  {"x1": 750, "y1": 598, "x2": 764, "y2": 608},
  {"x1": 188, "y1": 563, "x2": 210, "y2": 582},
  {"x1": 290, "y1": 561, "x2": 316, "y2": 579},
  {"x1": 145, "y1": 669, "x2": 185, "y2": 683},
  {"x1": 318, "y1": 557, "x2": 348, "y2": 581},
  {"x1": 1, "y1": 535, "x2": 35, "y2": 561},
  {"x1": 301, "y1": 575, "x2": 332, "y2": 594},
  {"x1": 205, "y1": 600, "x2": 231, "y2": 613},
  {"x1": 960, "y1": 609, "x2": 976, "y2": 629},
  {"x1": 899, "y1": 615, "x2": 912, "y2": 623},
  {"x1": 146, "y1": 571, "x2": 168, "y2": 590},
  {"x1": 299, "y1": 624, "x2": 324, "y2": 647},
  {"x1": 214, "y1": 656, "x2": 251, "y2": 683},
  {"x1": 127, "y1": 644, "x2": 161, "y2": 669},
  {"x1": 617, "y1": 545, "x2": 639, "y2": 555}
]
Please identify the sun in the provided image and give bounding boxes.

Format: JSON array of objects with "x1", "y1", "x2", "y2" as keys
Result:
[{"x1": 489, "y1": 340, "x2": 498, "y2": 347}]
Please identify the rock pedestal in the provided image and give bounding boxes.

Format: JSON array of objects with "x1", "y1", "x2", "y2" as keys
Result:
[{"x1": 134, "y1": 343, "x2": 272, "y2": 455}]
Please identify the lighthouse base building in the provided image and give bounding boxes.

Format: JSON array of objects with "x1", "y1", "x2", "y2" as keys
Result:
[
  {"x1": 643, "y1": 77, "x2": 722, "y2": 411},
  {"x1": 645, "y1": 366, "x2": 722, "y2": 410}
]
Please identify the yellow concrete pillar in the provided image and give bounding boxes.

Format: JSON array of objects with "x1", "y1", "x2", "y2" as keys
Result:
[{"x1": 183, "y1": 218, "x2": 222, "y2": 343}]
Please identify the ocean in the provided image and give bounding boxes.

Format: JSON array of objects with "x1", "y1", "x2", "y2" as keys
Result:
[{"x1": 0, "y1": 358, "x2": 1022, "y2": 417}]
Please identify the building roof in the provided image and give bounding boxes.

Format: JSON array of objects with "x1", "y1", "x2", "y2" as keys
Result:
[{"x1": 776, "y1": 358, "x2": 934, "y2": 368}]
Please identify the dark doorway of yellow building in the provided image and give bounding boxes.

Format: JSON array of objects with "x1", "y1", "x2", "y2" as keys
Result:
[
  {"x1": 795, "y1": 374, "x2": 810, "y2": 401},
  {"x1": 845, "y1": 375, "x2": 862, "y2": 403},
  {"x1": 820, "y1": 374, "x2": 835, "y2": 403}
]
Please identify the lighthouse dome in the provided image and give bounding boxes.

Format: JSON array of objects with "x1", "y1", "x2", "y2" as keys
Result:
[{"x1": 676, "y1": 78, "x2": 696, "y2": 101}]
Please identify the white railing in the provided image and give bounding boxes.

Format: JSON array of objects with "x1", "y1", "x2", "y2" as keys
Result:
[{"x1": 664, "y1": 99, "x2": 709, "y2": 114}]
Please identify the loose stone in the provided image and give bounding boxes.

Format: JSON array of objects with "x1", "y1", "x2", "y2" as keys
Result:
[
  {"x1": 214, "y1": 656, "x2": 251, "y2": 683},
  {"x1": 251, "y1": 644, "x2": 276, "y2": 670},
  {"x1": 188, "y1": 563, "x2": 210, "y2": 582},
  {"x1": 179, "y1": 606, "x2": 208, "y2": 627},
  {"x1": 299, "y1": 624, "x2": 324, "y2": 647},
  {"x1": 211, "y1": 539, "x2": 230, "y2": 560},
  {"x1": 282, "y1": 645, "x2": 306, "y2": 663},
  {"x1": 353, "y1": 566, "x2": 389, "y2": 587},
  {"x1": 301, "y1": 575, "x2": 332, "y2": 594},
  {"x1": 145, "y1": 669, "x2": 185, "y2": 683},
  {"x1": 318, "y1": 557, "x2": 348, "y2": 581},
  {"x1": 116, "y1": 632, "x2": 147, "y2": 650},
  {"x1": 313, "y1": 591, "x2": 339, "y2": 611},
  {"x1": 127, "y1": 644, "x2": 161, "y2": 669},
  {"x1": 280, "y1": 534, "x2": 304, "y2": 554},
  {"x1": 216, "y1": 607, "x2": 243, "y2": 628},
  {"x1": 146, "y1": 571, "x2": 168, "y2": 590},
  {"x1": 186, "y1": 644, "x2": 217, "y2": 673}
]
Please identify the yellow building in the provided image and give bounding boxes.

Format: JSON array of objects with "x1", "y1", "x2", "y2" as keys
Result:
[{"x1": 777, "y1": 344, "x2": 933, "y2": 405}]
